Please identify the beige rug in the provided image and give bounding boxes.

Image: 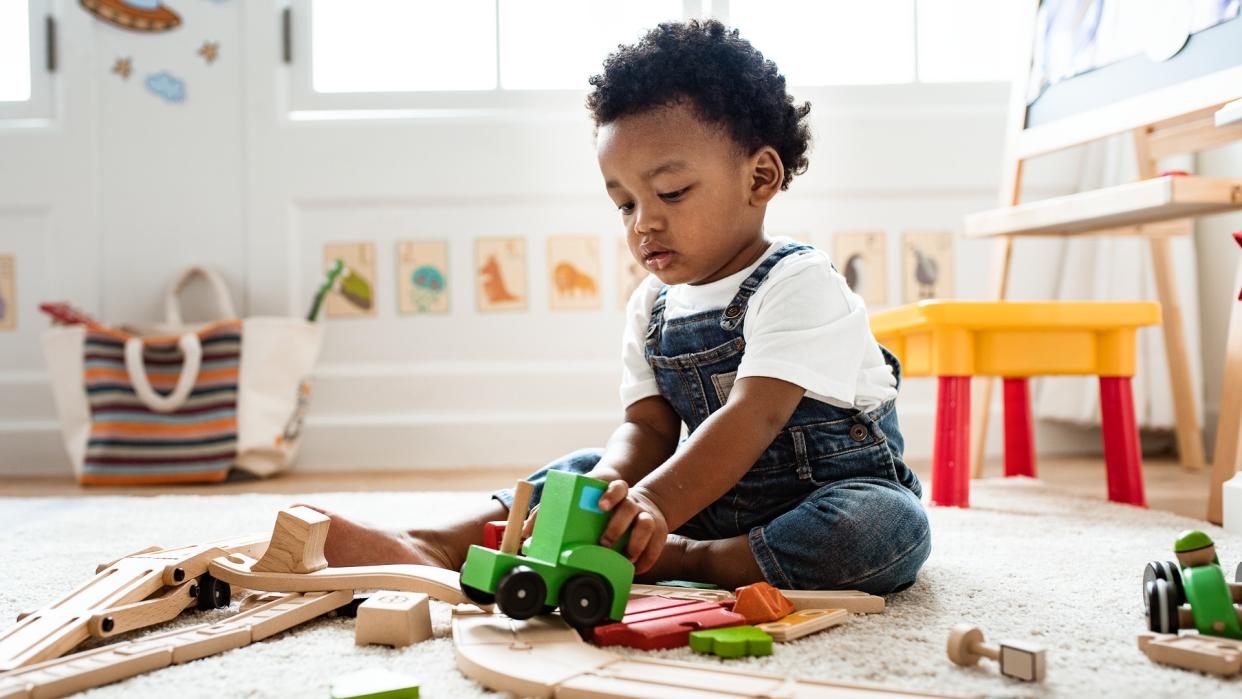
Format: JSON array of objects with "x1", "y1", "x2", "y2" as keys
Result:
[{"x1": 1, "y1": 477, "x2": 1239, "y2": 698}]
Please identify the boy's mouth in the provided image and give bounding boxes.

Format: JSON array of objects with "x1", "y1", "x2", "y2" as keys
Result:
[{"x1": 642, "y1": 245, "x2": 676, "y2": 271}]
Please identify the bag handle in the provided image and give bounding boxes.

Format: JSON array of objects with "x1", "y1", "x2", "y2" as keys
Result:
[
  {"x1": 124, "y1": 333, "x2": 203, "y2": 413},
  {"x1": 164, "y1": 267, "x2": 237, "y2": 326}
]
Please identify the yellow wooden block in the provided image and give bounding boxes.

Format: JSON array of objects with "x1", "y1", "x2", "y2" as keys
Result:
[{"x1": 870, "y1": 301, "x2": 1160, "y2": 378}]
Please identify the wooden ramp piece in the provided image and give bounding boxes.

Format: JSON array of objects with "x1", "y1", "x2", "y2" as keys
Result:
[
  {"x1": 452, "y1": 609, "x2": 973, "y2": 699},
  {"x1": 208, "y1": 552, "x2": 470, "y2": 606},
  {"x1": 252, "y1": 506, "x2": 331, "y2": 574},
  {"x1": 0, "y1": 534, "x2": 267, "y2": 672},
  {"x1": 0, "y1": 591, "x2": 351, "y2": 698}
]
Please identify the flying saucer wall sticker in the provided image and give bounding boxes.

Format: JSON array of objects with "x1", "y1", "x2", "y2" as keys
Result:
[{"x1": 80, "y1": 0, "x2": 181, "y2": 33}]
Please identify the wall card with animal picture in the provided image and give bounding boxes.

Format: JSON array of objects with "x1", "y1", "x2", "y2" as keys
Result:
[
  {"x1": 832, "y1": 230, "x2": 888, "y2": 308},
  {"x1": 475, "y1": 238, "x2": 527, "y2": 312},
  {"x1": 322, "y1": 242, "x2": 377, "y2": 318},
  {"x1": 617, "y1": 237, "x2": 647, "y2": 311},
  {"x1": 548, "y1": 235, "x2": 601, "y2": 312},
  {"x1": 902, "y1": 231, "x2": 954, "y2": 303},
  {"x1": 397, "y1": 240, "x2": 449, "y2": 315},
  {"x1": 0, "y1": 254, "x2": 15, "y2": 331}
]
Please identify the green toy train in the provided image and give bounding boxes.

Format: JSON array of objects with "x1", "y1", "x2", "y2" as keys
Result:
[
  {"x1": 1144, "y1": 529, "x2": 1242, "y2": 638},
  {"x1": 459, "y1": 470, "x2": 634, "y2": 628}
]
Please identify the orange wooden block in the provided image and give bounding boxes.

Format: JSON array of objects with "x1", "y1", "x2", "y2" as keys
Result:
[{"x1": 731, "y1": 582, "x2": 795, "y2": 624}]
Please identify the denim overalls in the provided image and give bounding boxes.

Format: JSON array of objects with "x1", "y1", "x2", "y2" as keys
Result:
[{"x1": 496, "y1": 243, "x2": 931, "y2": 594}]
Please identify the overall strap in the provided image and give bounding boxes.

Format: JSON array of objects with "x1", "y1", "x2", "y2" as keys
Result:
[
  {"x1": 644, "y1": 285, "x2": 670, "y2": 354},
  {"x1": 719, "y1": 242, "x2": 813, "y2": 331}
]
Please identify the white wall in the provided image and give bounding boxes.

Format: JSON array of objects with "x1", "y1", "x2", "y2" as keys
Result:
[{"x1": 8, "y1": 1, "x2": 1220, "y2": 477}]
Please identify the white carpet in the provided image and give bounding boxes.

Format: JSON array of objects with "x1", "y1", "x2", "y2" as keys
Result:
[{"x1": 1, "y1": 478, "x2": 1239, "y2": 698}]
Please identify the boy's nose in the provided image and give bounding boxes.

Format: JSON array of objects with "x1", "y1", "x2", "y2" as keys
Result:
[{"x1": 633, "y1": 206, "x2": 666, "y2": 235}]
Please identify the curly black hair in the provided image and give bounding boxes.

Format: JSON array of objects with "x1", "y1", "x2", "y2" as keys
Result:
[{"x1": 587, "y1": 19, "x2": 812, "y2": 190}]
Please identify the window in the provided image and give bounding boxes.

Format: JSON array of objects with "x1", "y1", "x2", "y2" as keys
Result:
[
  {"x1": 290, "y1": 0, "x2": 1024, "y2": 114},
  {"x1": 0, "y1": 0, "x2": 53, "y2": 122}
]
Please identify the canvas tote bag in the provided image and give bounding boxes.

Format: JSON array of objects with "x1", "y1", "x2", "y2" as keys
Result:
[{"x1": 43, "y1": 267, "x2": 324, "y2": 484}]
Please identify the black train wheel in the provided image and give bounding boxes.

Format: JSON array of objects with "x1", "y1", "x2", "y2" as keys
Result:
[
  {"x1": 195, "y1": 572, "x2": 232, "y2": 611},
  {"x1": 1145, "y1": 578, "x2": 1180, "y2": 634},
  {"x1": 496, "y1": 566, "x2": 547, "y2": 620},
  {"x1": 1142, "y1": 560, "x2": 1185, "y2": 612},
  {"x1": 558, "y1": 573, "x2": 612, "y2": 629},
  {"x1": 460, "y1": 570, "x2": 496, "y2": 605}
]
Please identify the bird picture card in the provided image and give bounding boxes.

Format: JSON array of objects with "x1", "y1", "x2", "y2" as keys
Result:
[
  {"x1": 0, "y1": 254, "x2": 15, "y2": 331},
  {"x1": 323, "y1": 242, "x2": 377, "y2": 318},
  {"x1": 617, "y1": 237, "x2": 647, "y2": 310},
  {"x1": 548, "y1": 235, "x2": 601, "y2": 312},
  {"x1": 833, "y1": 230, "x2": 888, "y2": 308},
  {"x1": 902, "y1": 231, "x2": 954, "y2": 303},
  {"x1": 397, "y1": 240, "x2": 449, "y2": 315},
  {"x1": 476, "y1": 238, "x2": 527, "y2": 312}
]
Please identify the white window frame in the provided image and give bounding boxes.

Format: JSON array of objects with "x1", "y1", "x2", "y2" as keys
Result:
[
  {"x1": 285, "y1": 0, "x2": 701, "y2": 117},
  {"x1": 0, "y1": 0, "x2": 55, "y2": 124}
]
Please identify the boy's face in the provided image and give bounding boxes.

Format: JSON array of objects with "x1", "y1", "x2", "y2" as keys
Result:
[{"x1": 596, "y1": 101, "x2": 773, "y2": 286}]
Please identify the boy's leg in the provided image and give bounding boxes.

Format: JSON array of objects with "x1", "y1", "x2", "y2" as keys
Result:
[
  {"x1": 299, "y1": 448, "x2": 605, "y2": 569},
  {"x1": 746, "y1": 478, "x2": 931, "y2": 594}
]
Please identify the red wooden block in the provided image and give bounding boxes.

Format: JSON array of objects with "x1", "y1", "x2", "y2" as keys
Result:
[
  {"x1": 481, "y1": 520, "x2": 506, "y2": 550},
  {"x1": 592, "y1": 595, "x2": 746, "y2": 650},
  {"x1": 731, "y1": 582, "x2": 795, "y2": 624}
]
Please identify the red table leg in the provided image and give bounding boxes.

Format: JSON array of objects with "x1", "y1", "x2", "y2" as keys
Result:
[
  {"x1": 1002, "y1": 378, "x2": 1037, "y2": 478},
  {"x1": 1099, "y1": 375, "x2": 1147, "y2": 507},
  {"x1": 931, "y1": 376, "x2": 972, "y2": 507}
]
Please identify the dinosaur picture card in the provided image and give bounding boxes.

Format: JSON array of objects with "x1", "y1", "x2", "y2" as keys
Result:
[
  {"x1": 475, "y1": 238, "x2": 527, "y2": 312},
  {"x1": 397, "y1": 240, "x2": 449, "y2": 315},
  {"x1": 323, "y1": 242, "x2": 377, "y2": 318},
  {"x1": 0, "y1": 254, "x2": 14, "y2": 331},
  {"x1": 832, "y1": 230, "x2": 887, "y2": 308},
  {"x1": 901, "y1": 231, "x2": 954, "y2": 303},
  {"x1": 548, "y1": 235, "x2": 601, "y2": 311}
]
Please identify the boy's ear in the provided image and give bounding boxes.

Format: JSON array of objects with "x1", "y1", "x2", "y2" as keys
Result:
[{"x1": 748, "y1": 146, "x2": 784, "y2": 206}]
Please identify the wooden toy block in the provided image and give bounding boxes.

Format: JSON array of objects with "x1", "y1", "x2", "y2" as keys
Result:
[
  {"x1": 1138, "y1": 631, "x2": 1242, "y2": 677},
  {"x1": 780, "y1": 589, "x2": 886, "y2": 614},
  {"x1": 592, "y1": 595, "x2": 746, "y2": 650},
  {"x1": 207, "y1": 551, "x2": 471, "y2": 606},
  {"x1": 756, "y1": 608, "x2": 848, "y2": 642},
  {"x1": 252, "y1": 506, "x2": 331, "y2": 574},
  {"x1": 355, "y1": 592, "x2": 432, "y2": 648},
  {"x1": 330, "y1": 668, "x2": 420, "y2": 699},
  {"x1": 689, "y1": 625, "x2": 773, "y2": 658},
  {"x1": 482, "y1": 520, "x2": 506, "y2": 550},
  {"x1": 731, "y1": 582, "x2": 795, "y2": 624},
  {"x1": 947, "y1": 624, "x2": 1046, "y2": 682}
]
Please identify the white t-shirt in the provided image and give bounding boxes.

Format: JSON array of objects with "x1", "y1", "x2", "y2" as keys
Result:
[{"x1": 620, "y1": 237, "x2": 897, "y2": 411}]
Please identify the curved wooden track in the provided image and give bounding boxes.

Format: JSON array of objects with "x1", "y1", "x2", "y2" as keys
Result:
[{"x1": 207, "y1": 553, "x2": 471, "y2": 606}]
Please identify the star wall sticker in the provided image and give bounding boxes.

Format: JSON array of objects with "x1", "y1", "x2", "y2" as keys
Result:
[
  {"x1": 198, "y1": 41, "x2": 219, "y2": 64},
  {"x1": 112, "y1": 57, "x2": 132, "y2": 79}
]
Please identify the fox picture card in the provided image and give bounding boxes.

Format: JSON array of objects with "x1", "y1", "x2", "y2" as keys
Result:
[
  {"x1": 548, "y1": 235, "x2": 601, "y2": 312},
  {"x1": 0, "y1": 254, "x2": 14, "y2": 331},
  {"x1": 617, "y1": 237, "x2": 647, "y2": 311},
  {"x1": 397, "y1": 240, "x2": 449, "y2": 315},
  {"x1": 901, "y1": 231, "x2": 954, "y2": 303},
  {"x1": 475, "y1": 238, "x2": 527, "y2": 312},
  {"x1": 833, "y1": 230, "x2": 888, "y2": 308},
  {"x1": 323, "y1": 242, "x2": 378, "y2": 318}
]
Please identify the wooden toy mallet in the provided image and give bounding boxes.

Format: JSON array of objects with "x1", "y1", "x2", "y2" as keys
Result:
[{"x1": 947, "y1": 624, "x2": 1046, "y2": 682}]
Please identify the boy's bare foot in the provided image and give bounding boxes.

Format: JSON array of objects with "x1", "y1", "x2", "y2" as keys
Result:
[{"x1": 293, "y1": 503, "x2": 457, "y2": 570}]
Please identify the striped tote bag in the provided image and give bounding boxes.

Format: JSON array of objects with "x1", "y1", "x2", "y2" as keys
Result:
[{"x1": 43, "y1": 267, "x2": 323, "y2": 485}]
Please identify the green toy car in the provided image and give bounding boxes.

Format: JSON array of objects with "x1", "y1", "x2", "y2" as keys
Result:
[
  {"x1": 1144, "y1": 529, "x2": 1242, "y2": 638},
  {"x1": 459, "y1": 470, "x2": 634, "y2": 628}
]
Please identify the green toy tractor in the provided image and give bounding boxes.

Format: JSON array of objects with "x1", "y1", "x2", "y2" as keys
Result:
[
  {"x1": 1144, "y1": 529, "x2": 1242, "y2": 638},
  {"x1": 459, "y1": 470, "x2": 634, "y2": 628}
]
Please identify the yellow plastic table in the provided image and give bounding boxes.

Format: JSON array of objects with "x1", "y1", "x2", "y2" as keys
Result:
[{"x1": 870, "y1": 301, "x2": 1161, "y2": 508}]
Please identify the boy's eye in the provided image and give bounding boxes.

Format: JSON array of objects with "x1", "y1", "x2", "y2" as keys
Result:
[
  {"x1": 618, "y1": 202, "x2": 634, "y2": 214},
  {"x1": 659, "y1": 187, "x2": 689, "y2": 201}
]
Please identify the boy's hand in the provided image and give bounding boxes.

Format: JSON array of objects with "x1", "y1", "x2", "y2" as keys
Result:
[
  {"x1": 520, "y1": 504, "x2": 539, "y2": 538},
  {"x1": 598, "y1": 480, "x2": 668, "y2": 575}
]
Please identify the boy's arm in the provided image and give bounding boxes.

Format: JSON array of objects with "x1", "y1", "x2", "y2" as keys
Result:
[
  {"x1": 586, "y1": 395, "x2": 682, "y2": 485},
  {"x1": 631, "y1": 376, "x2": 805, "y2": 532}
]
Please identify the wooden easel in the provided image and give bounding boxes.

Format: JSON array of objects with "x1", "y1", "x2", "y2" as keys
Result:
[{"x1": 966, "y1": 4, "x2": 1242, "y2": 523}]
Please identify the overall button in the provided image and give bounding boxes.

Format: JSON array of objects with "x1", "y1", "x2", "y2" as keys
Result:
[
  {"x1": 849, "y1": 423, "x2": 870, "y2": 442},
  {"x1": 723, "y1": 305, "x2": 743, "y2": 319}
]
